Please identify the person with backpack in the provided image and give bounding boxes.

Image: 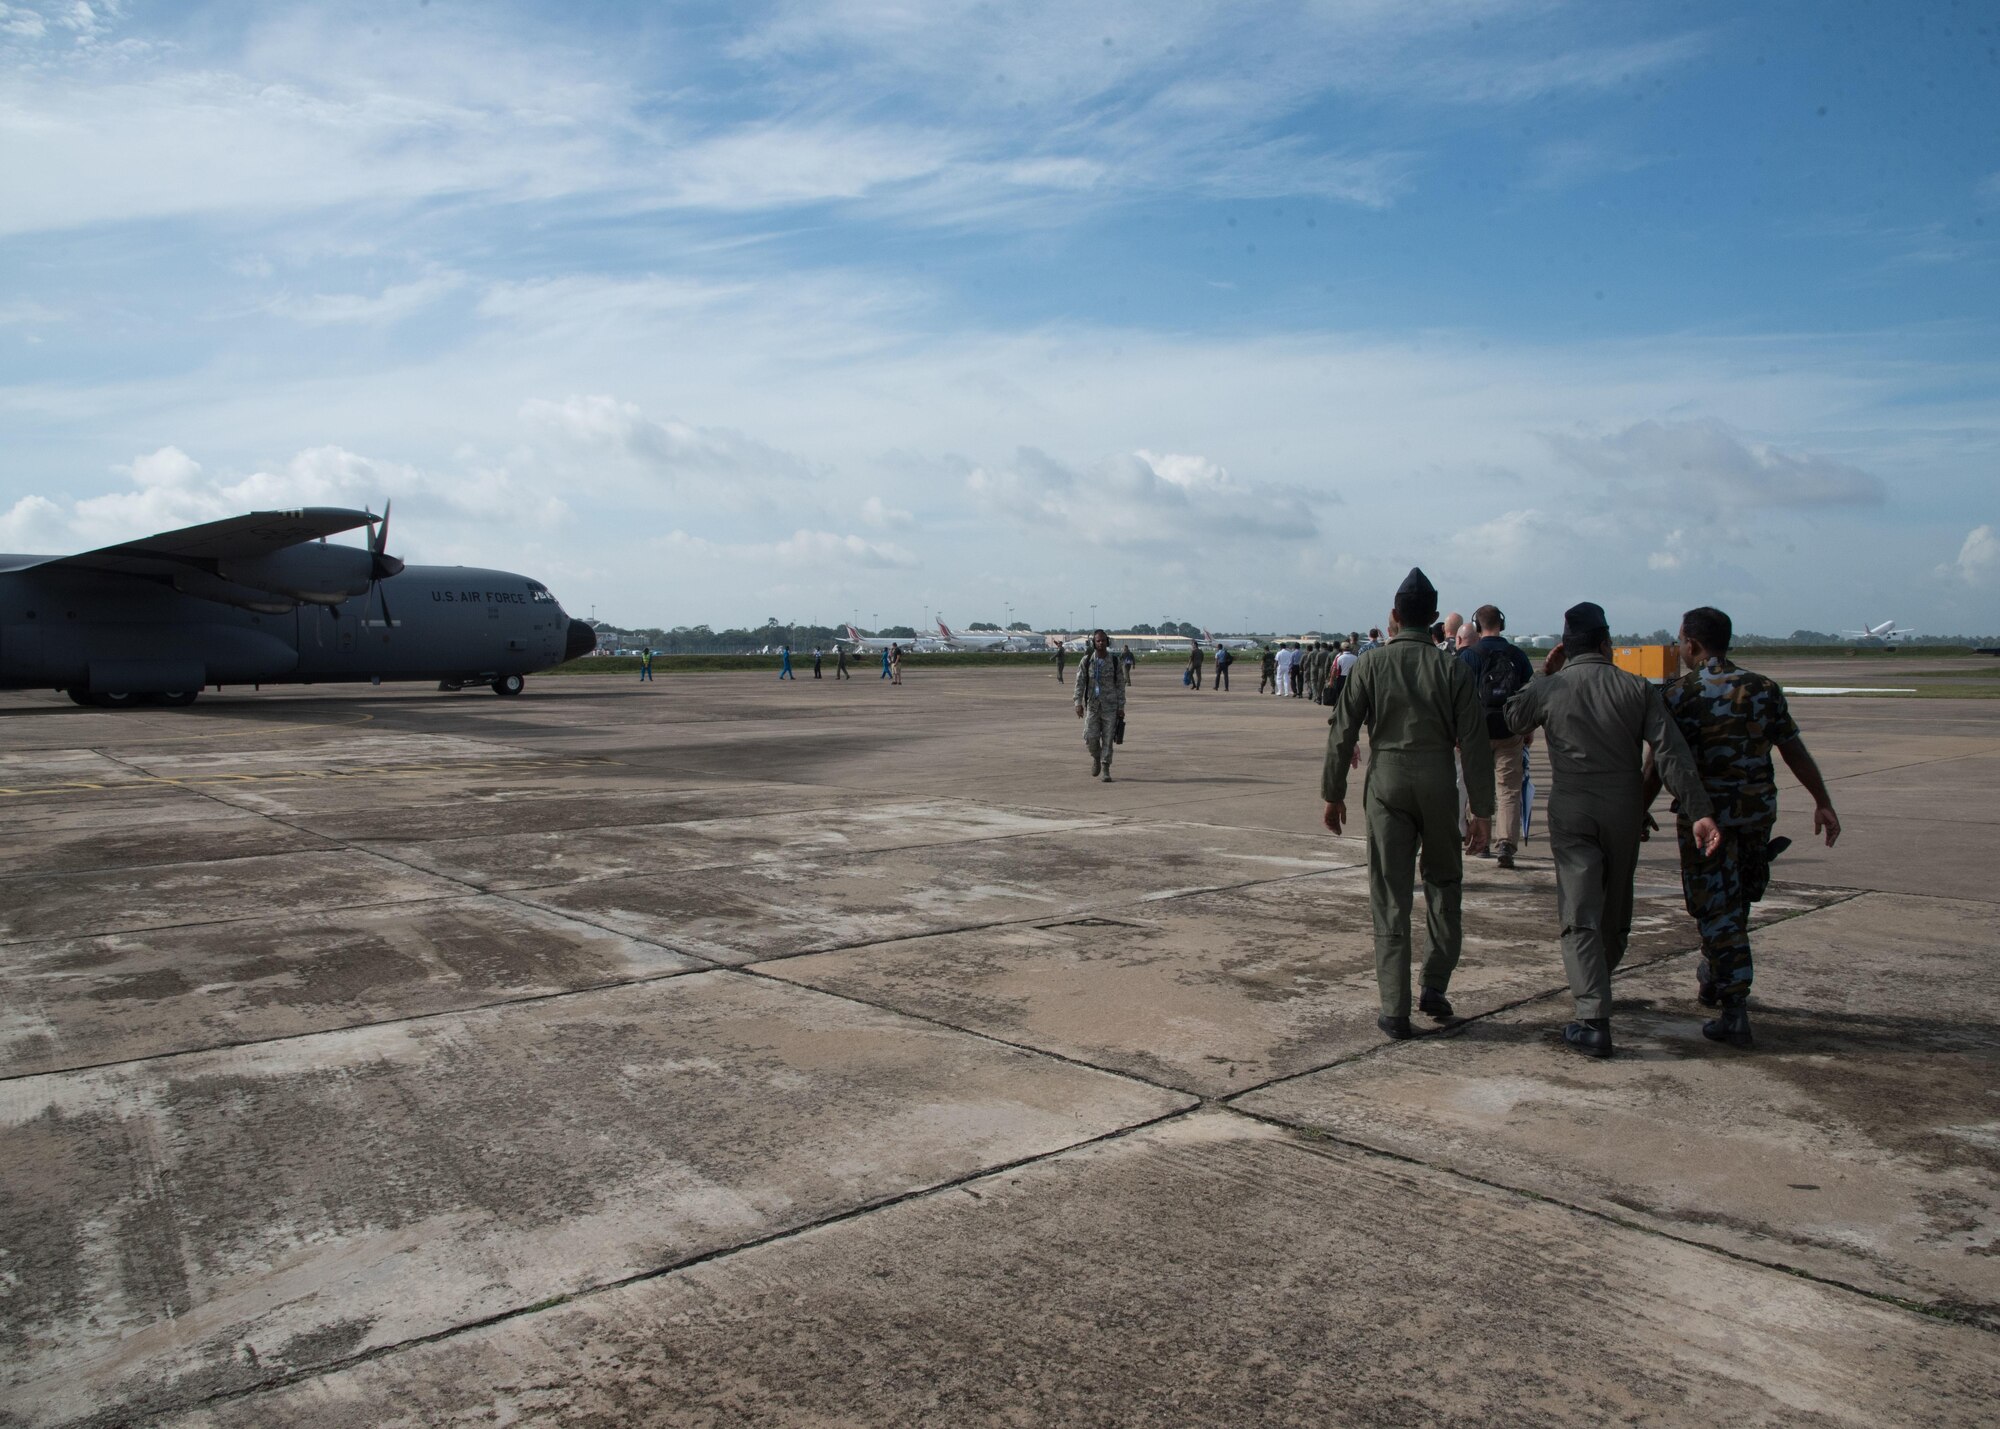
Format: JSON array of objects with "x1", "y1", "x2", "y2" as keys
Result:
[
  {"x1": 1214, "y1": 642, "x2": 1232, "y2": 691},
  {"x1": 1459, "y1": 605, "x2": 1536, "y2": 868},
  {"x1": 1074, "y1": 628, "x2": 1127, "y2": 782}
]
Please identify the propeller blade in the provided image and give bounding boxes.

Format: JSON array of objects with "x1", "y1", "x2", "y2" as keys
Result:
[
  {"x1": 369, "y1": 498, "x2": 405, "y2": 580},
  {"x1": 375, "y1": 581, "x2": 393, "y2": 628}
]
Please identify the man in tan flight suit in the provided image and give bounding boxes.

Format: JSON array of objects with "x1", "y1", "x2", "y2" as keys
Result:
[
  {"x1": 1324, "y1": 568, "x2": 1495, "y2": 1040},
  {"x1": 1503, "y1": 601, "x2": 1722, "y2": 1058}
]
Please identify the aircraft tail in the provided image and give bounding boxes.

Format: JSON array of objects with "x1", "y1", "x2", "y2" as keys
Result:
[{"x1": 937, "y1": 619, "x2": 953, "y2": 641}]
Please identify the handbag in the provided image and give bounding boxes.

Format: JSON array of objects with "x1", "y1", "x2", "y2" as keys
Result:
[
  {"x1": 1181, "y1": 669, "x2": 1192, "y2": 687},
  {"x1": 1113, "y1": 712, "x2": 1126, "y2": 745}
]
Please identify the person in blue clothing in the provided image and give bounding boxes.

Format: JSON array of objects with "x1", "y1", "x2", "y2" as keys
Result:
[
  {"x1": 778, "y1": 644, "x2": 795, "y2": 680},
  {"x1": 880, "y1": 645, "x2": 893, "y2": 679},
  {"x1": 638, "y1": 648, "x2": 653, "y2": 681}
]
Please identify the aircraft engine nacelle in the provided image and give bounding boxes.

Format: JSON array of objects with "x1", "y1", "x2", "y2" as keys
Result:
[{"x1": 216, "y1": 543, "x2": 374, "y2": 606}]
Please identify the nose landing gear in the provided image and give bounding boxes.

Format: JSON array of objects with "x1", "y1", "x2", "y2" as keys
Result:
[{"x1": 491, "y1": 674, "x2": 525, "y2": 697}]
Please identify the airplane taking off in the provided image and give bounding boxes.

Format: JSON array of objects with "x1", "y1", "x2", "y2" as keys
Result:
[
  {"x1": 0, "y1": 506, "x2": 596, "y2": 706},
  {"x1": 1842, "y1": 619, "x2": 1915, "y2": 642}
]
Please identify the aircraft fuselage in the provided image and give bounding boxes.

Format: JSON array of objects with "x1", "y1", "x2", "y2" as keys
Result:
[{"x1": 0, "y1": 561, "x2": 595, "y2": 696}]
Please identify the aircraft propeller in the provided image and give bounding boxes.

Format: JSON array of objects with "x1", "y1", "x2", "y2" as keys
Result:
[{"x1": 366, "y1": 500, "x2": 404, "y2": 626}]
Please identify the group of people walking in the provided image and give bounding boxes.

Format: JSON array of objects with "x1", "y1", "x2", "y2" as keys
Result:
[
  {"x1": 1067, "y1": 568, "x2": 1842, "y2": 1061},
  {"x1": 1322, "y1": 567, "x2": 1839, "y2": 1058}
]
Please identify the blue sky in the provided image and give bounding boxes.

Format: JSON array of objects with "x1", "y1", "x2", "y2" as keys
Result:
[{"x1": 1, "y1": 0, "x2": 1995, "y2": 634}]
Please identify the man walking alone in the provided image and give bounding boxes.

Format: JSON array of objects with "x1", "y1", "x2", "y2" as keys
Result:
[
  {"x1": 1324, "y1": 568, "x2": 1495, "y2": 1040},
  {"x1": 1503, "y1": 602, "x2": 1720, "y2": 1059},
  {"x1": 1074, "y1": 629, "x2": 1126, "y2": 782}
]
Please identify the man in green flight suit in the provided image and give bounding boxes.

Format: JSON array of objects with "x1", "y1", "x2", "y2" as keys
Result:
[
  {"x1": 1324, "y1": 568, "x2": 1496, "y2": 1040},
  {"x1": 1503, "y1": 602, "x2": 1722, "y2": 1059},
  {"x1": 1646, "y1": 605, "x2": 1841, "y2": 1050}
]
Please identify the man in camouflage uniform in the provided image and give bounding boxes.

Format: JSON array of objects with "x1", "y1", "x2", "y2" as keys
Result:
[
  {"x1": 1073, "y1": 628, "x2": 1126, "y2": 783},
  {"x1": 1324, "y1": 568, "x2": 1495, "y2": 1040},
  {"x1": 1647, "y1": 606, "x2": 1842, "y2": 1049}
]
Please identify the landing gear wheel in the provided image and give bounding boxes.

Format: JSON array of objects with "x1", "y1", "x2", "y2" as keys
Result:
[
  {"x1": 491, "y1": 674, "x2": 525, "y2": 697},
  {"x1": 68, "y1": 690, "x2": 108, "y2": 708},
  {"x1": 97, "y1": 691, "x2": 138, "y2": 708},
  {"x1": 154, "y1": 691, "x2": 199, "y2": 707}
]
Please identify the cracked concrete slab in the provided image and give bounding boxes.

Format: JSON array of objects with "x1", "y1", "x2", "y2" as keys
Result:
[
  {"x1": 165, "y1": 1113, "x2": 2000, "y2": 1429},
  {"x1": 0, "y1": 896, "x2": 704, "y2": 1078},
  {"x1": 359, "y1": 799, "x2": 1117, "y2": 891},
  {"x1": 0, "y1": 849, "x2": 466, "y2": 946},
  {"x1": 0, "y1": 971, "x2": 1188, "y2": 1429},
  {"x1": 1236, "y1": 891, "x2": 2000, "y2": 1325},
  {"x1": 212, "y1": 774, "x2": 858, "y2": 842},
  {"x1": 755, "y1": 871, "x2": 1843, "y2": 1097},
  {"x1": 519, "y1": 820, "x2": 1358, "y2": 964},
  {"x1": 0, "y1": 790, "x2": 336, "y2": 877}
]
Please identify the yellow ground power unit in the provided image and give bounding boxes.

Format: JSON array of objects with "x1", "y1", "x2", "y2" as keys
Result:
[{"x1": 1613, "y1": 643, "x2": 1682, "y2": 683}]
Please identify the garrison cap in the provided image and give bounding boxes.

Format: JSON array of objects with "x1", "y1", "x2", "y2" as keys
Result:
[
  {"x1": 1562, "y1": 600, "x2": 1610, "y2": 647},
  {"x1": 1395, "y1": 566, "x2": 1437, "y2": 607}
]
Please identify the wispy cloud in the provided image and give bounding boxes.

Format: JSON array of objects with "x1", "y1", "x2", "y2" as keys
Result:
[
  {"x1": 659, "y1": 526, "x2": 917, "y2": 570},
  {"x1": 1546, "y1": 418, "x2": 1886, "y2": 510}
]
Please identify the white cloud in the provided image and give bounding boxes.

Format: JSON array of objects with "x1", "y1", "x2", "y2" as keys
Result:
[
  {"x1": 265, "y1": 271, "x2": 464, "y2": 325},
  {"x1": 968, "y1": 446, "x2": 1331, "y2": 549},
  {"x1": 4, "y1": 443, "x2": 563, "y2": 558},
  {"x1": 1547, "y1": 418, "x2": 1885, "y2": 510},
  {"x1": 656, "y1": 526, "x2": 917, "y2": 570},
  {"x1": 1939, "y1": 525, "x2": 1997, "y2": 587},
  {"x1": 523, "y1": 394, "x2": 816, "y2": 491},
  {"x1": 0, "y1": 493, "x2": 65, "y2": 549},
  {"x1": 859, "y1": 496, "x2": 913, "y2": 528}
]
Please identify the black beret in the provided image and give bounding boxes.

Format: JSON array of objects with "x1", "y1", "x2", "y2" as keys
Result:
[{"x1": 1563, "y1": 601, "x2": 1610, "y2": 647}]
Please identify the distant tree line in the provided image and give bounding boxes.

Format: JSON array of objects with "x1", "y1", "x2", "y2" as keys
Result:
[{"x1": 583, "y1": 618, "x2": 1996, "y2": 655}]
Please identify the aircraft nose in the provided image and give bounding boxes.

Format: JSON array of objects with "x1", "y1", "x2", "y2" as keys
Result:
[{"x1": 565, "y1": 619, "x2": 597, "y2": 662}]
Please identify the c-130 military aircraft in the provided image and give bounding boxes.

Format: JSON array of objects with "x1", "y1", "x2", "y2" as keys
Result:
[{"x1": 0, "y1": 505, "x2": 596, "y2": 707}]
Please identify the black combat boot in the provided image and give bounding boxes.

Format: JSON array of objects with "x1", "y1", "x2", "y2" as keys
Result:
[
  {"x1": 1702, "y1": 1003, "x2": 1754, "y2": 1049},
  {"x1": 1494, "y1": 841, "x2": 1516, "y2": 869},
  {"x1": 1418, "y1": 987, "x2": 1454, "y2": 1021},
  {"x1": 1562, "y1": 1019, "x2": 1614, "y2": 1059},
  {"x1": 1377, "y1": 1014, "x2": 1415, "y2": 1041}
]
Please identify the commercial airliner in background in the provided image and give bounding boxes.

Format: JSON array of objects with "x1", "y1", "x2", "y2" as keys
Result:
[
  {"x1": 0, "y1": 506, "x2": 595, "y2": 706},
  {"x1": 936, "y1": 620, "x2": 1058, "y2": 651},
  {"x1": 1842, "y1": 619, "x2": 1915, "y2": 642},
  {"x1": 838, "y1": 624, "x2": 945, "y2": 653}
]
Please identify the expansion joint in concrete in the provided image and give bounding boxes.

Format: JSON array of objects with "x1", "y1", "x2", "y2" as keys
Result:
[
  {"x1": 1222, "y1": 1103, "x2": 2000, "y2": 1336},
  {"x1": 164, "y1": 1101, "x2": 1209, "y2": 1422}
]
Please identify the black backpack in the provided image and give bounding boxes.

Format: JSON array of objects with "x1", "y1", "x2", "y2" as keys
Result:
[{"x1": 1475, "y1": 644, "x2": 1526, "y2": 738}]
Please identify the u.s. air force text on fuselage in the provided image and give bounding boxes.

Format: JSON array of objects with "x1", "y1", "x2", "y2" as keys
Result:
[{"x1": 0, "y1": 506, "x2": 596, "y2": 707}]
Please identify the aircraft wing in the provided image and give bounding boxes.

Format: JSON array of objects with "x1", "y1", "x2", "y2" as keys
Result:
[{"x1": 0, "y1": 508, "x2": 378, "y2": 577}]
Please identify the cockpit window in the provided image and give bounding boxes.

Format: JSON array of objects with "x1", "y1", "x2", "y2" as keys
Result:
[{"x1": 527, "y1": 581, "x2": 558, "y2": 605}]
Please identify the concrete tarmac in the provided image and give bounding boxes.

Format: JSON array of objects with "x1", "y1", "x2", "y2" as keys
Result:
[{"x1": 0, "y1": 663, "x2": 1994, "y2": 1426}]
